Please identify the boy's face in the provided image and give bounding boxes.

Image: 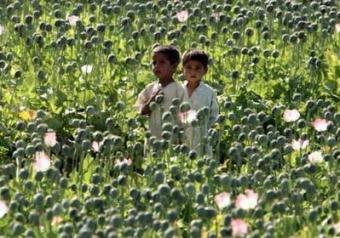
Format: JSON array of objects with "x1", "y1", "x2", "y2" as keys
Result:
[
  {"x1": 183, "y1": 60, "x2": 207, "y2": 84},
  {"x1": 152, "y1": 53, "x2": 176, "y2": 81}
]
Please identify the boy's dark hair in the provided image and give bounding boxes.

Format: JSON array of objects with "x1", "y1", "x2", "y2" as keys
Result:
[
  {"x1": 152, "y1": 45, "x2": 181, "y2": 66},
  {"x1": 182, "y1": 49, "x2": 209, "y2": 69}
]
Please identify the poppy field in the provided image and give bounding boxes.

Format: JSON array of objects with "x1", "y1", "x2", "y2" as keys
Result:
[{"x1": 0, "y1": 0, "x2": 340, "y2": 237}]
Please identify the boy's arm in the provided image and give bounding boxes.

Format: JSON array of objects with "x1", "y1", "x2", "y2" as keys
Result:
[
  {"x1": 138, "y1": 88, "x2": 162, "y2": 116},
  {"x1": 140, "y1": 103, "x2": 152, "y2": 116}
]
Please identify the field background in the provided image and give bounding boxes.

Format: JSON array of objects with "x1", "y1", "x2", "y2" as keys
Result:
[{"x1": 0, "y1": 0, "x2": 339, "y2": 237}]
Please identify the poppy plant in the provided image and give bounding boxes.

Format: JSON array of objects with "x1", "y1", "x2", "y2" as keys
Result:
[
  {"x1": 44, "y1": 131, "x2": 57, "y2": 147},
  {"x1": 215, "y1": 192, "x2": 231, "y2": 210},
  {"x1": 33, "y1": 151, "x2": 51, "y2": 172},
  {"x1": 308, "y1": 151, "x2": 323, "y2": 164},
  {"x1": 311, "y1": 119, "x2": 329, "y2": 132},
  {"x1": 283, "y1": 109, "x2": 300, "y2": 122},
  {"x1": 231, "y1": 219, "x2": 248, "y2": 237},
  {"x1": 67, "y1": 15, "x2": 80, "y2": 26},
  {"x1": 235, "y1": 189, "x2": 258, "y2": 210},
  {"x1": 176, "y1": 10, "x2": 189, "y2": 22},
  {"x1": 0, "y1": 200, "x2": 9, "y2": 219}
]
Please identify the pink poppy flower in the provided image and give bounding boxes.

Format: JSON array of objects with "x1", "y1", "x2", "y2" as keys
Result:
[
  {"x1": 44, "y1": 131, "x2": 57, "y2": 147},
  {"x1": 176, "y1": 10, "x2": 189, "y2": 22},
  {"x1": 67, "y1": 15, "x2": 80, "y2": 26},
  {"x1": 311, "y1": 118, "x2": 330, "y2": 132},
  {"x1": 214, "y1": 192, "x2": 231, "y2": 210},
  {"x1": 291, "y1": 139, "x2": 309, "y2": 151},
  {"x1": 124, "y1": 158, "x2": 133, "y2": 166},
  {"x1": 308, "y1": 151, "x2": 323, "y2": 164},
  {"x1": 92, "y1": 141, "x2": 101, "y2": 152},
  {"x1": 333, "y1": 222, "x2": 340, "y2": 234},
  {"x1": 335, "y1": 23, "x2": 340, "y2": 33},
  {"x1": 211, "y1": 12, "x2": 221, "y2": 21},
  {"x1": 0, "y1": 200, "x2": 9, "y2": 218},
  {"x1": 34, "y1": 151, "x2": 51, "y2": 172},
  {"x1": 0, "y1": 25, "x2": 4, "y2": 35},
  {"x1": 231, "y1": 219, "x2": 248, "y2": 237},
  {"x1": 235, "y1": 189, "x2": 258, "y2": 210},
  {"x1": 179, "y1": 109, "x2": 197, "y2": 124},
  {"x1": 283, "y1": 109, "x2": 300, "y2": 122},
  {"x1": 81, "y1": 65, "x2": 93, "y2": 74},
  {"x1": 51, "y1": 216, "x2": 63, "y2": 226},
  {"x1": 115, "y1": 158, "x2": 132, "y2": 166}
]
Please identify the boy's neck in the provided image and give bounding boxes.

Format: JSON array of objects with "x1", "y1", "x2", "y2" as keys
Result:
[
  {"x1": 159, "y1": 77, "x2": 175, "y2": 87},
  {"x1": 186, "y1": 80, "x2": 201, "y2": 89}
]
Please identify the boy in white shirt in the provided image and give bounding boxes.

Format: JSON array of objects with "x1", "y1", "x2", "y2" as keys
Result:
[
  {"x1": 181, "y1": 49, "x2": 219, "y2": 156},
  {"x1": 136, "y1": 45, "x2": 187, "y2": 140}
]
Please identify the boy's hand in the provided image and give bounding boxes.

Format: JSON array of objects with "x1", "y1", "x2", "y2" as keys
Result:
[
  {"x1": 148, "y1": 88, "x2": 163, "y2": 104},
  {"x1": 140, "y1": 88, "x2": 163, "y2": 116}
]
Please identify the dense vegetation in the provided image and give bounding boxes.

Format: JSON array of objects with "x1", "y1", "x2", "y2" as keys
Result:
[{"x1": 0, "y1": 0, "x2": 339, "y2": 237}]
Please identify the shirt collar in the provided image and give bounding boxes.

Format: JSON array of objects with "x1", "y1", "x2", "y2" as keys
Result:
[
  {"x1": 184, "y1": 80, "x2": 203, "y2": 89},
  {"x1": 158, "y1": 80, "x2": 176, "y2": 89}
]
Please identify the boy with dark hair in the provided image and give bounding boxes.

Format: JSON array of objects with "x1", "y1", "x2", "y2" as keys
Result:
[
  {"x1": 181, "y1": 49, "x2": 219, "y2": 156},
  {"x1": 136, "y1": 45, "x2": 187, "y2": 139}
]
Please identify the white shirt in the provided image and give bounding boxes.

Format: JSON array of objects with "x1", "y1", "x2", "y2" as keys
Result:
[
  {"x1": 183, "y1": 81, "x2": 219, "y2": 155},
  {"x1": 136, "y1": 81, "x2": 187, "y2": 139}
]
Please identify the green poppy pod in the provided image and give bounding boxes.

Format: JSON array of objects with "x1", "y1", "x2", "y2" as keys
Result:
[
  {"x1": 18, "y1": 168, "x2": 29, "y2": 180},
  {"x1": 158, "y1": 183, "x2": 171, "y2": 197},
  {"x1": 165, "y1": 209, "x2": 178, "y2": 223},
  {"x1": 231, "y1": 70, "x2": 240, "y2": 80},
  {"x1": 263, "y1": 49, "x2": 271, "y2": 58},
  {"x1": 13, "y1": 147, "x2": 25, "y2": 158},
  {"x1": 204, "y1": 206, "x2": 217, "y2": 219},
  {"x1": 12, "y1": 222, "x2": 25, "y2": 236},
  {"x1": 223, "y1": 100, "x2": 232, "y2": 109},
  {"x1": 241, "y1": 47, "x2": 248, "y2": 55},
  {"x1": 326, "y1": 136, "x2": 336, "y2": 147},
  {"x1": 0, "y1": 186, "x2": 11, "y2": 201},
  {"x1": 10, "y1": 14, "x2": 20, "y2": 24}
]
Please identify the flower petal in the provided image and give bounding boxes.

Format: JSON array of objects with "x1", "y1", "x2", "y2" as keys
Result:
[
  {"x1": 81, "y1": 65, "x2": 93, "y2": 74},
  {"x1": 0, "y1": 25, "x2": 4, "y2": 35},
  {"x1": 176, "y1": 10, "x2": 189, "y2": 22},
  {"x1": 236, "y1": 189, "x2": 258, "y2": 210},
  {"x1": 67, "y1": 15, "x2": 80, "y2": 26},
  {"x1": 311, "y1": 118, "x2": 329, "y2": 132},
  {"x1": 283, "y1": 109, "x2": 300, "y2": 122},
  {"x1": 215, "y1": 192, "x2": 231, "y2": 210},
  {"x1": 44, "y1": 132, "x2": 57, "y2": 147},
  {"x1": 0, "y1": 200, "x2": 9, "y2": 219},
  {"x1": 308, "y1": 151, "x2": 323, "y2": 164},
  {"x1": 34, "y1": 151, "x2": 51, "y2": 172},
  {"x1": 231, "y1": 219, "x2": 248, "y2": 237}
]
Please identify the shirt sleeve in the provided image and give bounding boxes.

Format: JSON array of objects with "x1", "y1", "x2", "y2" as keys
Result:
[
  {"x1": 209, "y1": 91, "x2": 219, "y2": 128},
  {"x1": 135, "y1": 87, "x2": 150, "y2": 114}
]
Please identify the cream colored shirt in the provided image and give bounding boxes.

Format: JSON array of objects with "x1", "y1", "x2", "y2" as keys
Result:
[
  {"x1": 183, "y1": 81, "x2": 219, "y2": 155},
  {"x1": 136, "y1": 81, "x2": 187, "y2": 139}
]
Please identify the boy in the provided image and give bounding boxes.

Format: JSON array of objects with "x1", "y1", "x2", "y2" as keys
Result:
[
  {"x1": 136, "y1": 45, "x2": 187, "y2": 139},
  {"x1": 181, "y1": 49, "x2": 219, "y2": 156}
]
